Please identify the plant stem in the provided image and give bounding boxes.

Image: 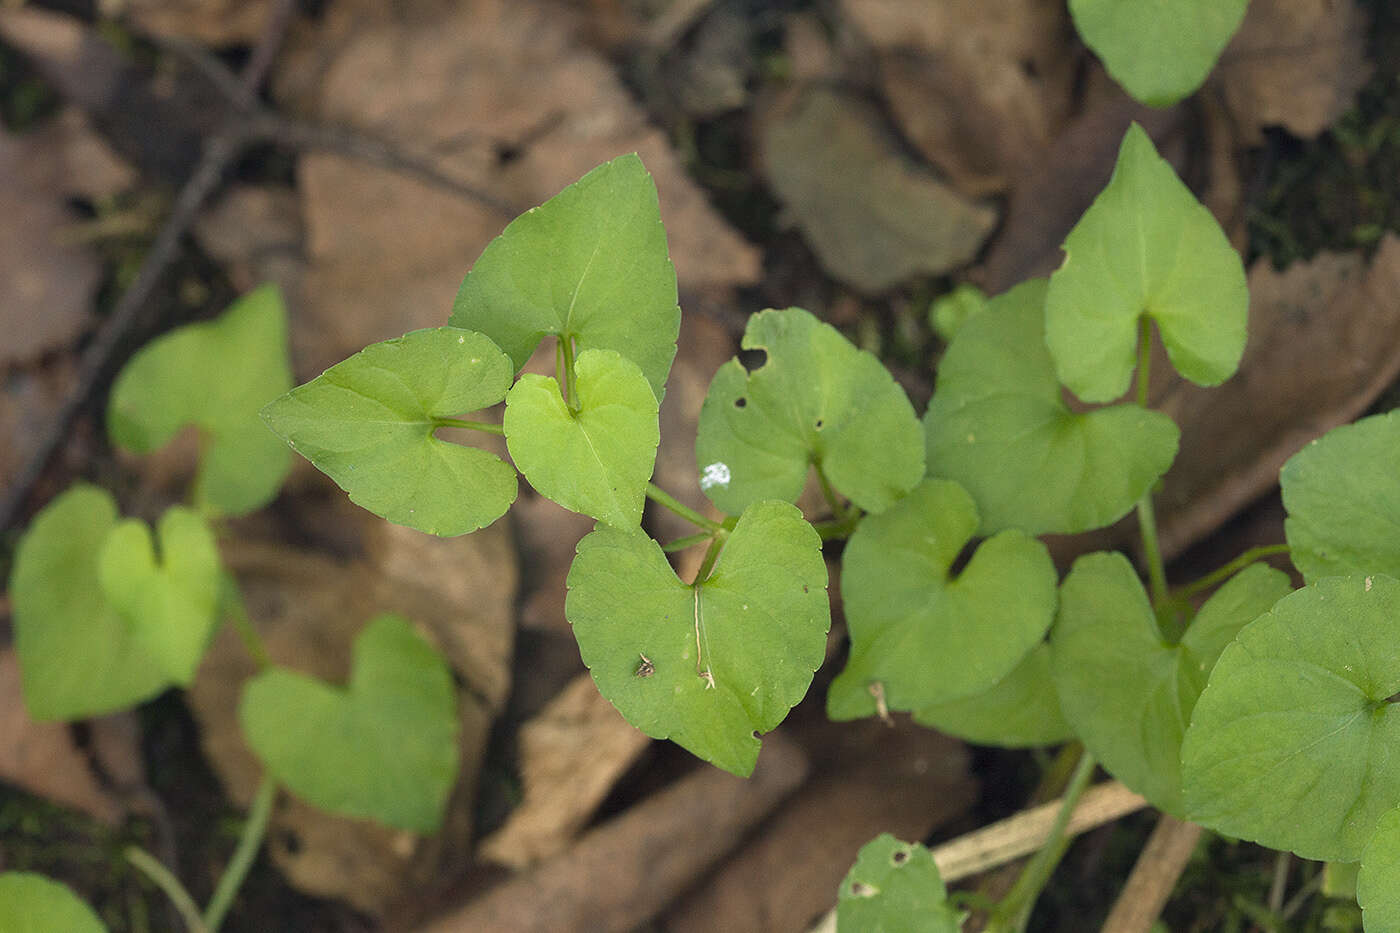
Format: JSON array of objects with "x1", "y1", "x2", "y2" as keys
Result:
[
  {"x1": 813, "y1": 461, "x2": 852, "y2": 521},
  {"x1": 433, "y1": 417, "x2": 505, "y2": 435},
  {"x1": 1172, "y1": 543, "x2": 1292, "y2": 601},
  {"x1": 126, "y1": 848, "x2": 208, "y2": 933},
  {"x1": 560, "y1": 334, "x2": 581, "y2": 413},
  {"x1": 221, "y1": 575, "x2": 270, "y2": 669},
  {"x1": 693, "y1": 532, "x2": 727, "y2": 584},
  {"x1": 646, "y1": 483, "x2": 724, "y2": 533},
  {"x1": 203, "y1": 777, "x2": 277, "y2": 933},
  {"x1": 984, "y1": 752, "x2": 1098, "y2": 933},
  {"x1": 1133, "y1": 318, "x2": 1169, "y2": 608},
  {"x1": 814, "y1": 513, "x2": 862, "y2": 541},
  {"x1": 662, "y1": 531, "x2": 714, "y2": 553},
  {"x1": 1135, "y1": 316, "x2": 1152, "y2": 409}
]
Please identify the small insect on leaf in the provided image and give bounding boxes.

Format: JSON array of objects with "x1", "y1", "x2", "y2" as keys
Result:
[{"x1": 635, "y1": 654, "x2": 655, "y2": 678}]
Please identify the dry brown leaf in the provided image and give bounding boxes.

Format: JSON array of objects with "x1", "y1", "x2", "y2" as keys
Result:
[
  {"x1": 479, "y1": 674, "x2": 652, "y2": 869},
  {"x1": 0, "y1": 650, "x2": 124, "y2": 826},
  {"x1": 1155, "y1": 235, "x2": 1400, "y2": 560},
  {"x1": 111, "y1": 0, "x2": 275, "y2": 44},
  {"x1": 1213, "y1": 0, "x2": 1370, "y2": 144},
  {"x1": 0, "y1": 355, "x2": 81, "y2": 495},
  {"x1": 760, "y1": 86, "x2": 997, "y2": 294},
  {"x1": 194, "y1": 184, "x2": 304, "y2": 295}
]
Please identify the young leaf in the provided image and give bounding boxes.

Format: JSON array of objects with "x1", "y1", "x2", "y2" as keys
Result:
[
  {"x1": 694, "y1": 307, "x2": 923, "y2": 516},
  {"x1": 262, "y1": 327, "x2": 517, "y2": 537},
  {"x1": 1045, "y1": 123, "x2": 1248, "y2": 403},
  {"x1": 1360, "y1": 806, "x2": 1400, "y2": 932},
  {"x1": 566, "y1": 500, "x2": 829, "y2": 777},
  {"x1": 1282, "y1": 411, "x2": 1400, "y2": 584},
  {"x1": 504, "y1": 349, "x2": 658, "y2": 527},
  {"x1": 97, "y1": 507, "x2": 221, "y2": 686},
  {"x1": 924, "y1": 279, "x2": 1178, "y2": 535},
  {"x1": 929, "y1": 283, "x2": 988, "y2": 343},
  {"x1": 10, "y1": 486, "x2": 169, "y2": 720},
  {"x1": 1069, "y1": 0, "x2": 1248, "y2": 108},
  {"x1": 107, "y1": 283, "x2": 293, "y2": 516},
  {"x1": 0, "y1": 872, "x2": 107, "y2": 933},
  {"x1": 239, "y1": 614, "x2": 459, "y2": 833},
  {"x1": 827, "y1": 479, "x2": 1057, "y2": 720},
  {"x1": 914, "y1": 643, "x2": 1074, "y2": 749},
  {"x1": 1052, "y1": 554, "x2": 1291, "y2": 815},
  {"x1": 836, "y1": 833, "x2": 963, "y2": 933},
  {"x1": 1182, "y1": 575, "x2": 1400, "y2": 862},
  {"x1": 450, "y1": 154, "x2": 680, "y2": 399}
]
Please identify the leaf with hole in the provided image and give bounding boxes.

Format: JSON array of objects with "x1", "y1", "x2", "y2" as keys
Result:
[
  {"x1": 836, "y1": 833, "x2": 962, "y2": 933},
  {"x1": 262, "y1": 327, "x2": 517, "y2": 537},
  {"x1": 695, "y1": 307, "x2": 923, "y2": 516},
  {"x1": 1182, "y1": 575, "x2": 1400, "y2": 861},
  {"x1": 1069, "y1": 0, "x2": 1248, "y2": 107},
  {"x1": 9, "y1": 485, "x2": 171, "y2": 720},
  {"x1": 1282, "y1": 411, "x2": 1400, "y2": 584},
  {"x1": 566, "y1": 500, "x2": 829, "y2": 777},
  {"x1": 1360, "y1": 806, "x2": 1400, "y2": 932},
  {"x1": 914, "y1": 643, "x2": 1073, "y2": 748},
  {"x1": 97, "y1": 506, "x2": 222, "y2": 686},
  {"x1": 239, "y1": 614, "x2": 459, "y2": 833},
  {"x1": 450, "y1": 154, "x2": 680, "y2": 398},
  {"x1": 1052, "y1": 554, "x2": 1291, "y2": 815},
  {"x1": 0, "y1": 873, "x2": 106, "y2": 933},
  {"x1": 1045, "y1": 123, "x2": 1248, "y2": 403},
  {"x1": 504, "y1": 349, "x2": 658, "y2": 527},
  {"x1": 107, "y1": 283, "x2": 293, "y2": 516},
  {"x1": 827, "y1": 479, "x2": 1057, "y2": 720},
  {"x1": 924, "y1": 279, "x2": 1178, "y2": 535}
]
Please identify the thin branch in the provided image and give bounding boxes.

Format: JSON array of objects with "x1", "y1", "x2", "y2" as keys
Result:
[{"x1": 1100, "y1": 814, "x2": 1202, "y2": 933}]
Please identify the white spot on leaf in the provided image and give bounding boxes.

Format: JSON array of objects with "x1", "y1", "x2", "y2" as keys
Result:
[{"x1": 699, "y1": 461, "x2": 731, "y2": 490}]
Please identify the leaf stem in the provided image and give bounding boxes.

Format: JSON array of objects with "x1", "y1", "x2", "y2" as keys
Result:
[
  {"x1": 693, "y1": 532, "x2": 727, "y2": 584},
  {"x1": 203, "y1": 776, "x2": 277, "y2": 933},
  {"x1": 646, "y1": 483, "x2": 724, "y2": 533},
  {"x1": 1133, "y1": 318, "x2": 1169, "y2": 608},
  {"x1": 984, "y1": 752, "x2": 1098, "y2": 933},
  {"x1": 221, "y1": 575, "x2": 270, "y2": 670},
  {"x1": 1135, "y1": 315, "x2": 1152, "y2": 409},
  {"x1": 813, "y1": 461, "x2": 853, "y2": 522},
  {"x1": 126, "y1": 847, "x2": 208, "y2": 933},
  {"x1": 560, "y1": 335, "x2": 581, "y2": 414},
  {"x1": 814, "y1": 513, "x2": 862, "y2": 541},
  {"x1": 1172, "y1": 543, "x2": 1292, "y2": 601},
  {"x1": 433, "y1": 417, "x2": 505, "y2": 435},
  {"x1": 662, "y1": 531, "x2": 714, "y2": 553}
]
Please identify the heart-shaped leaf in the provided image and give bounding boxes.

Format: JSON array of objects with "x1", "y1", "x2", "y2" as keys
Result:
[
  {"x1": 1045, "y1": 123, "x2": 1248, "y2": 403},
  {"x1": 1183, "y1": 574, "x2": 1400, "y2": 862},
  {"x1": 1361, "y1": 806, "x2": 1400, "y2": 931},
  {"x1": 262, "y1": 327, "x2": 517, "y2": 537},
  {"x1": 1069, "y1": 0, "x2": 1248, "y2": 107},
  {"x1": 914, "y1": 643, "x2": 1073, "y2": 748},
  {"x1": 239, "y1": 614, "x2": 459, "y2": 833},
  {"x1": 97, "y1": 507, "x2": 221, "y2": 685},
  {"x1": 827, "y1": 478, "x2": 1057, "y2": 719},
  {"x1": 566, "y1": 500, "x2": 829, "y2": 777},
  {"x1": 0, "y1": 873, "x2": 107, "y2": 933},
  {"x1": 1052, "y1": 554, "x2": 1291, "y2": 815},
  {"x1": 10, "y1": 486, "x2": 170, "y2": 720},
  {"x1": 924, "y1": 279, "x2": 1179, "y2": 535},
  {"x1": 836, "y1": 834, "x2": 963, "y2": 933},
  {"x1": 107, "y1": 283, "x2": 293, "y2": 516},
  {"x1": 504, "y1": 349, "x2": 658, "y2": 527},
  {"x1": 695, "y1": 307, "x2": 923, "y2": 516},
  {"x1": 450, "y1": 154, "x2": 680, "y2": 399},
  {"x1": 1282, "y1": 411, "x2": 1400, "y2": 584}
]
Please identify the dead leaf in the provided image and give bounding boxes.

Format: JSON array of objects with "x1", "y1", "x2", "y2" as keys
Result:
[
  {"x1": 111, "y1": 0, "x2": 275, "y2": 44},
  {"x1": 760, "y1": 86, "x2": 997, "y2": 294},
  {"x1": 1155, "y1": 235, "x2": 1400, "y2": 560},
  {"x1": 479, "y1": 674, "x2": 652, "y2": 869},
  {"x1": 1213, "y1": 0, "x2": 1371, "y2": 144},
  {"x1": 0, "y1": 650, "x2": 123, "y2": 826},
  {"x1": 0, "y1": 355, "x2": 81, "y2": 495},
  {"x1": 194, "y1": 184, "x2": 304, "y2": 295}
]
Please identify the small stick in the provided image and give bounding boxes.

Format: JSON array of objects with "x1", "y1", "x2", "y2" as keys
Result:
[{"x1": 1099, "y1": 814, "x2": 1202, "y2": 933}]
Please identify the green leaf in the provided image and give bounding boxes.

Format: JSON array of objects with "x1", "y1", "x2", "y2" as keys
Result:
[
  {"x1": 504, "y1": 349, "x2": 658, "y2": 527},
  {"x1": 929, "y1": 283, "x2": 988, "y2": 343},
  {"x1": 1360, "y1": 806, "x2": 1400, "y2": 931},
  {"x1": 1052, "y1": 554, "x2": 1291, "y2": 815},
  {"x1": 914, "y1": 643, "x2": 1073, "y2": 748},
  {"x1": 0, "y1": 873, "x2": 107, "y2": 933},
  {"x1": 450, "y1": 154, "x2": 680, "y2": 399},
  {"x1": 9, "y1": 486, "x2": 170, "y2": 720},
  {"x1": 97, "y1": 507, "x2": 221, "y2": 685},
  {"x1": 1182, "y1": 574, "x2": 1400, "y2": 862},
  {"x1": 1282, "y1": 411, "x2": 1400, "y2": 584},
  {"x1": 1069, "y1": 0, "x2": 1248, "y2": 107},
  {"x1": 1045, "y1": 123, "x2": 1248, "y2": 403},
  {"x1": 924, "y1": 279, "x2": 1178, "y2": 535},
  {"x1": 827, "y1": 479, "x2": 1057, "y2": 719},
  {"x1": 107, "y1": 283, "x2": 293, "y2": 516},
  {"x1": 261, "y1": 327, "x2": 517, "y2": 537},
  {"x1": 836, "y1": 834, "x2": 963, "y2": 933},
  {"x1": 695, "y1": 307, "x2": 923, "y2": 516},
  {"x1": 566, "y1": 500, "x2": 829, "y2": 777},
  {"x1": 239, "y1": 614, "x2": 459, "y2": 833}
]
